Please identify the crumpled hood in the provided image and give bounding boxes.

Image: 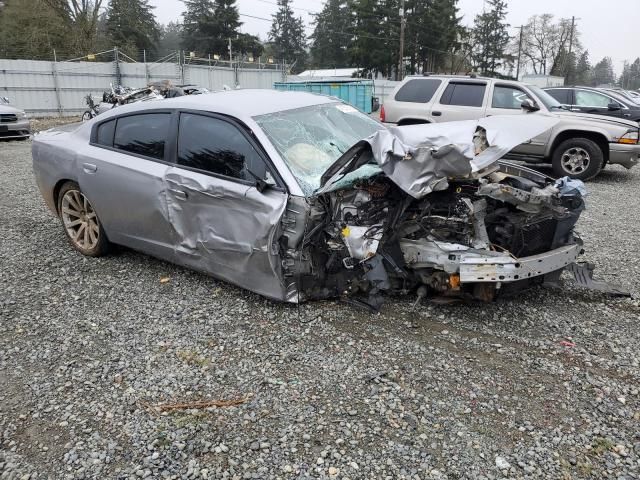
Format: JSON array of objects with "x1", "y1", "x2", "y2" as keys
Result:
[{"x1": 319, "y1": 115, "x2": 559, "y2": 198}]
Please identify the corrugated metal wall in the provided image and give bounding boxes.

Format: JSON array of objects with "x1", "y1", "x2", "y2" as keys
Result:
[{"x1": 0, "y1": 58, "x2": 287, "y2": 117}]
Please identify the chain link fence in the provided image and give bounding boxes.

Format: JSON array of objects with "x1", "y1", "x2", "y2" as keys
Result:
[{"x1": 0, "y1": 48, "x2": 291, "y2": 117}]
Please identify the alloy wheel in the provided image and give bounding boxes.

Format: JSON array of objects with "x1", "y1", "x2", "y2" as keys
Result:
[
  {"x1": 61, "y1": 189, "x2": 100, "y2": 250},
  {"x1": 560, "y1": 147, "x2": 591, "y2": 175}
]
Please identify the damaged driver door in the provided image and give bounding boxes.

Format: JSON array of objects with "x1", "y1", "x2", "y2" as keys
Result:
[{"x1": 165, "y1": 112, "x2": 289, "y2": 300}]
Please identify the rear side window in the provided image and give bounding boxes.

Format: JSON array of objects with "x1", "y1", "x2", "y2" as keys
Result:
[
  {"x1": 113, "y1": 113, "x2": 170, "y2": 160},
  {"x1": 546, "y1": 89, "x2": 571, "y2": 104},
  {"x1": 177, "y1": 113, "x2": 266, "y2": 182},
  {"x1": 394, "y1": 79, "x2": 442, "y2": 103},
  {"x1": 96, "y1": 119, "x2": 115, "y2": 146},
  {"x1": 440, "y1": 82, "x2": 486, "y2": 107},
  {"x1": 575, "y1": 90, "x2": 618, "y2": 108}
]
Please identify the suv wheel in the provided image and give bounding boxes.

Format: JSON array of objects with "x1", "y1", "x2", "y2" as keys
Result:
[{"x1": 551, "y1": 138, "x2": 603, "y2": 180}]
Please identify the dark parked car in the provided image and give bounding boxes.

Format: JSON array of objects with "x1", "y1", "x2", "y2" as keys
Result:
[{"x1": 544, "y1": 86, "x2": 640, "y2": 122}]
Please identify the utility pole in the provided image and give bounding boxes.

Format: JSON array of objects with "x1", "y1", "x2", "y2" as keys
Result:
[
  {"x1": 398, "y1": 0, "x2": 406, "y2": 81},
  {"x1": 515, "y1": 26, "x2": 524, "y2": 80},
  {"x1": 567, "y1": 16, "x2": 576, "y2": 57},
  {"x1": 566, "y1": 16, "x2": 576, "y2": 84}
]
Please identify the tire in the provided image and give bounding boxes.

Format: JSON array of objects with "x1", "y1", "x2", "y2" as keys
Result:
[
  {"x1": 81, "y1": 111, "x2": 93, "y2": 122},
  {"x1": 551, "y1": 138, "x2": 603, "y2": 181},
  {"x1": 57, "y1": 181, "x2": 109, "y2": 256}
]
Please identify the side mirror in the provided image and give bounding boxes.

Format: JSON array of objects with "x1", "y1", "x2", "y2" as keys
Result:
[
  {"x1": 247, "y1": 168, "x2": 276, "y2": 193},
  {"x1": 521, "y1": 99, "x2": 540, "y2": 112},
  {"x1": 608, "y1": 103, "x2": 621, "y2": 111}
]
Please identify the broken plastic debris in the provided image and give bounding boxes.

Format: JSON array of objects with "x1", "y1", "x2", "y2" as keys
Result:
[
  {"x1": 160, "y1": 277, "x2": 170, "y2": 284},
  {"x1": 559, "y1": 340, "x2": 576, "y2": 348}
]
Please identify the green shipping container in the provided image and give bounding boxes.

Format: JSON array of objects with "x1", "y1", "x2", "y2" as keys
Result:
[{"x1": 273, "y1": 80, "x2": 373, "y2": 114}]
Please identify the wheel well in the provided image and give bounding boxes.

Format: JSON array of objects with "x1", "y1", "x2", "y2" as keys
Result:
[
  {"x1": 550, "y1": 130, "x2": 609, "y2": 164},
  {"x1": 53, "y1": 179, "x2": 74, "y2": 215},
  {"x1": 397, "y1": 118, "x2": 430, "y2": 126}
]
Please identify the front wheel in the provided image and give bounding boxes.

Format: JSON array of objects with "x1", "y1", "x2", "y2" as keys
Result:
[
  {"x1": 81, "y1": 110, "x2": 93, "y2": 122},
  {"x1": 57, "y1": 182, "x2": 109, "y2": 256},
  {"x1": 551, "y1": 138, "x2": 604, "y2": 181}
]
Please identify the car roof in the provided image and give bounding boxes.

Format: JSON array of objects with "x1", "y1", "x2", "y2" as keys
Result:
[
  {"x1": 402, "y1": 74, "x2": 530, "y2": 87},
  {"x1": 101, "y1": 89, "x2": 337, "y2": 120}
]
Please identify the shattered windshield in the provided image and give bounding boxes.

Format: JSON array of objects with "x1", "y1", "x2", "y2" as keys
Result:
[{"x1": 254, "y1": 103, "x2": 385, "y2": 195}]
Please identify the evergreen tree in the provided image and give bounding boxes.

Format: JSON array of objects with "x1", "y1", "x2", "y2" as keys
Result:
[
  {"x1": 550, "y1": 47, "x2": 576, "y2": 84},
  {"x1": 628, "y1": 58, "x2": 640, "y2": 90},
  {"x1": 210, "y1": 0, "x2": 241, "y2": 56},
  {"x1": 470, "y1": 0, "x2": 510, "y2": 76},
  {"x1": 235, "y1": 33, "x2": 264, "y2": 59},
  {"x1": 0, "y1": 0, "x2": 69, "y2": 58},
  {"x1": 181, "y1": 0, "x2": 217, "y2": 53},
  {"x1": 574, "y1": 50, "x2": 592, "y2": 85},
  {"x1": 348, "y1": 0, "x2": 399, "y2": 78},
  {"x1": 269, "y1": 0, "x2": 307, "y2": 72},
  {"x1": 158, "y1": 22, "x2": 183, "y2": 55},
  {"x1": 43, "y1": 0, "x2": 104, "y2": 53},
  {"x1": 182, "y1": 0, "x2": 261, "y2": 59},
  {"x1": 592, "y1": 57, "x2": 615, "y2": 86},
  {"x1": 402, "y1": 0, "x2": 462, "y2": 75},
  {"x1": 106, "y1": 0, "x2": 160, "y2": 58},
  {"x1": 309, "y1": 0, "x2": 351, "y2": 68}
]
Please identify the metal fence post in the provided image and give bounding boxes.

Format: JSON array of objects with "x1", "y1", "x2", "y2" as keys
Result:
[
  {"x1": 114, "y1": 47, "x2": 121, "y2": 86},
  {"x1": 52, "y1": 49, "x2": 63, "y2": 117},
  {"x1": 143, "y1": 49, "x2": 149, "y2": 84},
  {"x1": 234, "y1": 61, "x2": 239, "y2": 87},
  {"x1": 180, "y1": 50, "x2": 185, "y2": 84}
]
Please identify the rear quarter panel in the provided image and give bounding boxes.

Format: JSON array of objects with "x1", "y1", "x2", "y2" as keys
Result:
[{"x1": 32, "y1": 124, "x2": 86, "y2": 214}]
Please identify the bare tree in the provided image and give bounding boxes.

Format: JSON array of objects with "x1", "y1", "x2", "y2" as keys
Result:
[
  {"x1": 42, "y1": 0, "x2": 104, "y2": 53},
  {"x1": 519, "y1": 14, "x2": 580, "y2": 75}
]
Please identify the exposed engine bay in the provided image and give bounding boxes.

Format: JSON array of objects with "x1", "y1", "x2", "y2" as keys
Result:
[
  {"x1": 289, "y1": 162, "x2": 584, "y2": 307},
  {"x1": 277, "y1": 120, "x2": 627, "y2": 308}
]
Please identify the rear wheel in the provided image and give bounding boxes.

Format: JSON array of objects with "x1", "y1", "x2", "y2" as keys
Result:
[
  {"x1": 57, "y1": 182, "x2": 109, "y2": 256},
  {"x1": 551, "y1": 138, "x2": 603, "y2": 180}
]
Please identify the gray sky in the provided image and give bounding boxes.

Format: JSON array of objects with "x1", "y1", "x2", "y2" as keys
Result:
[{"x1": 148, "y1": 0, "x2": 638, "y2": 74}]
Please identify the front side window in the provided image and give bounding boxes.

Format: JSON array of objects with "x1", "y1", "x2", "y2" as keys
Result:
[
  {"x1": 440, "y1": 82, "x2": 486, "y2": 107},
  {"x1": 394, "y1": 79, "x2": 442, "y2": 103},
  {"x1": 491, "y1": 85, "x2": 533, "y2": 109},
  {"x1": 113, "y1": 113, "x2": 170, "y2": 159},
  {"x1": 177, "y1": 113, "x2": 267, "y2": 182},
  {"x1": 575, "y1": 90, "x2": 617, "y2": 108}
]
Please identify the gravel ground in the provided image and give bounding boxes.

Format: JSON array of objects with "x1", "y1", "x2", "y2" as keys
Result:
[{"x1": 1, "y1": 139, "x2": 639, "y2": 480}]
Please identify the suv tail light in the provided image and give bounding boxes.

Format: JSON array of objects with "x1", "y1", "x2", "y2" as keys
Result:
[{"x1": 380, "y1": 104, "x2": 386, "y2": 122}]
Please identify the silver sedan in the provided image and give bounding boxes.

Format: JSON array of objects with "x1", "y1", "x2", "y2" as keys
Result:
[
  {"x1": 32, "y1": 90, "x2": 620, "y2": 307},
  {"x1": 1, "y1": 97, "x2": 30, "y2": 139}
]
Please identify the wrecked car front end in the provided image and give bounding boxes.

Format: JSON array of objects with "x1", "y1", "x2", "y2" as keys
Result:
[{"x1": 264, "y1": 113, "x2": 621, "y2": 307}]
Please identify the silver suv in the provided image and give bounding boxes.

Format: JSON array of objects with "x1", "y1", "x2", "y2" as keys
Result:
[{"x1": 381, "y1": 75, "x2": 640, "y2": 180}]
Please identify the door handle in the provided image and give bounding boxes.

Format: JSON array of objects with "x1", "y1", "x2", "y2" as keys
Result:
[
  {"x1": 432, "y1": 111, "x2": 442, "y2": 116},
  {"x1": 169, "y1": 188, "x2": 188, "y2": 200},
  {"x1": 82, "y1": 163, "x2": 97, "y2": 174}
]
